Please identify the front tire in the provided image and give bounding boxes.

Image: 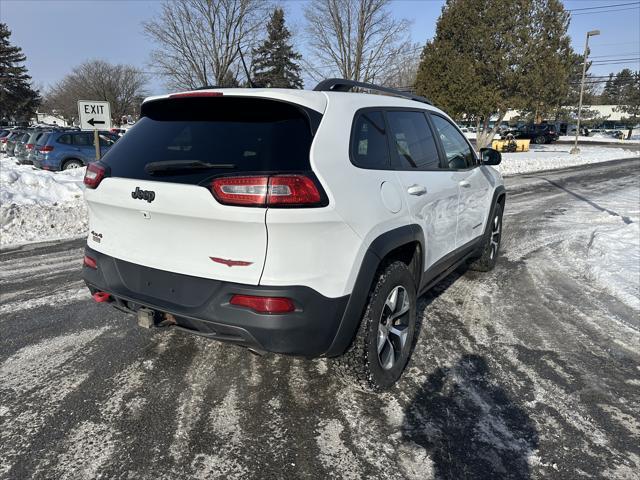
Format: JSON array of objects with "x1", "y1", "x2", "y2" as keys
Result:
[
  {"x1": 534, "y1": 135, "x2": 546, "y2": 145},
  {"x1": 334, "y1": 261, "x2": 417, "y2": 391},
  {"x1": 469, "y1": 202, "x2": 503, "y2": 272}
]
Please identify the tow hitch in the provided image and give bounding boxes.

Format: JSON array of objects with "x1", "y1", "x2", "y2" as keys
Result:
[
  {"x1": 137, "y1": 309, "x2": 177, "y2": 329},
  {"x1": 137, "y1": 308, "x2": 155, "y2": 328},
  {"x1": 92, "y1": 291, "x2": 111, "y2": 303}
]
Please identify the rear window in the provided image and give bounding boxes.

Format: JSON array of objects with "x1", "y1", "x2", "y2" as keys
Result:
[
  {"x1": 102, "y1": 97, "x2": 317, "y2": 184},
  {"x1": 37, "y1": 133, "x2": 51, "y2": 146}
]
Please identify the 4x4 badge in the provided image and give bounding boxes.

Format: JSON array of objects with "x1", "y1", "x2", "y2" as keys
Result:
[{"x1": 131, "y1": 187, "x2": 155, "y2": 203}]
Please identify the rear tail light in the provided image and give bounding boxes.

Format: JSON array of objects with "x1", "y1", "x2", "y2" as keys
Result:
[
  {"x1": 169, "y1": 91, "x2": 223, "y2": 99},
  {"x1": 39, "y1": 145, "x2": 54, "y2": 152},
  {"x1": 1, "y1": 138, "x2": 7, "y2": 144},
  {"x1": 211, "y1": 175, "x2": 322, "y2": 207},
  {"x1": 26, "y1": 143, "x2": 34, "y2": 150},
  {"x1": 230, "y1": 294, "x2": 295, "y2": 314},
  {"x1": 84, "y1": 163, "x2": 106, "y2": 189},
  {"x1": 83, "y1": 255, "x2": 97, "y2": 269}
]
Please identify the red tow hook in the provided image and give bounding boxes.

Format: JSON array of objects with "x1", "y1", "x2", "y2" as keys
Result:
[{"x1": 92, "y1": 291, "x2": 111, "y2": 303}]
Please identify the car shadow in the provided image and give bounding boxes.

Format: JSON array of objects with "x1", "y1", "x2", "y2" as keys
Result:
[
  {"x1": 401, "y1": 354, "x2": 539, "y2": 479},
  {"x1": 541, "y1": 177, "x2": 633, "y2": 224}
]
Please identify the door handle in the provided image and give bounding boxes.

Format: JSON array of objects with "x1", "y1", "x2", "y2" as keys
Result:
[
  {"x1": 459, "y1": 180, "x2": 471, "y2": 188},
  {"x1": 407, "y1": 184, "x2": 427, "y2": 196}
]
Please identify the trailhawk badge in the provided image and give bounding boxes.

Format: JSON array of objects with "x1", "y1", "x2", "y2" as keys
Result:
[{"x1": 131, "y1": 187, "x2": 155, "y2": 203}]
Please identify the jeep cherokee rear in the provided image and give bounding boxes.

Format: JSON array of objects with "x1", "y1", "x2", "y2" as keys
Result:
[{"x1": 82, "y1": 80, "x2": 505, "y2": 390}]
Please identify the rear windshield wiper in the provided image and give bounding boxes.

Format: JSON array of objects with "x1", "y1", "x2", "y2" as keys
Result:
[{"x1": 145, "y1": 160, "x2": 236, "y2": 175}]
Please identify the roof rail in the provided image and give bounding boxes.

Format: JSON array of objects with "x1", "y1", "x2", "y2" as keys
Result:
[{"x1": 313, "y1": 78, "x2": 432, "y2": 105}]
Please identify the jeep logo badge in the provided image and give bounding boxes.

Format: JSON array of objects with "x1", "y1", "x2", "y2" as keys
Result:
[{"x1": 131, "y1": 187, "x2": 155, "y2": 203}]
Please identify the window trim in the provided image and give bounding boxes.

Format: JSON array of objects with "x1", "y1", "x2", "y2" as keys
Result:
[
  {"x1": 348, "y1": 107, "x2": 394, "y2": 171},
  {"x1": 428, "y1": 112, "x2": 479, "y2": 171}
]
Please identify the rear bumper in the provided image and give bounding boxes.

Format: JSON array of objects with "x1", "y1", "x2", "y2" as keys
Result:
[{"x1": 82, "y1": 246, "x2": 349, "y2": 357}]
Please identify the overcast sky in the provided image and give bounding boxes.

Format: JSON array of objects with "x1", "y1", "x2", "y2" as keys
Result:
[{"x1": 1, "y1": 0, "x2": 638, "y2": 96}]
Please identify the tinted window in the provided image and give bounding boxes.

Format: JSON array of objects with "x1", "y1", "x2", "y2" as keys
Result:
[
  {"x1": 37, "y1": 133, "x2": 51, "y2": 146},
  {"x1": 73, "y1": 133, "x2": 94, "y2": 146},
  {"x1": 431, "y1": 115, "x2": 476, "y2": 169},
  {"x1": 387, "y1": 111, "x2": 440, "y2": 170},
  {"x1": 57, "y1": 134, "x2": 71, "y2": 145},
  {"x1": 350, "y1": 111, "x2": 390, "y2": 169},
  {"x1": 103, "y1": 97, "x2": 315, "y2": 184}
]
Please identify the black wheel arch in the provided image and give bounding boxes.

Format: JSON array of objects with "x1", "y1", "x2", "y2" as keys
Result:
[{"x1": 325, "y1": 224, "x2": 424, "y2": 357}]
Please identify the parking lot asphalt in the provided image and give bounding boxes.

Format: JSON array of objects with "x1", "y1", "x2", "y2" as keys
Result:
[{"x1": 1, "y1": 158, "x2": 639, "y2": 480}]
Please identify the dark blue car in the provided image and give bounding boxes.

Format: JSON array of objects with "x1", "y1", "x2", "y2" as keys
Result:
[{"x1": 33, "y1": 130, "x2": 119, "y2": 170}]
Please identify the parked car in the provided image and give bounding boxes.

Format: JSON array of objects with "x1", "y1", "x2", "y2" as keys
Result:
[
  {"x1": 17, "y1": 129, "x2": 51, "y2": 164},
  {"x1": 0, "y1": 129, "x2": 10, "y2": 151},
  {"x1": 33, "y1": 130, "x2": 119, "y2": 170},
  {"x1": 13, "y1": 131, "x2": 33, "y2": 163},
  {"x1": 4, "y1": 130, "x2": 26, "y2": 156},
  {"x1": 509, "y1": 124, "x2": 559, "y2": 144},
  {"x1": 81, "y1": 79, "x2": 506, "y2": 390}
]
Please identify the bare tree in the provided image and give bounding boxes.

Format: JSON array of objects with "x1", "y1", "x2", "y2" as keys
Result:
[
  {"x1": 143, "y1": 0, "x2": 267, "y2": 90},
  {"x1": 303, "y1": 0, "x2": 411, "y2": 84},
  {"x1": 43, "y1": 60, "x2": 148, "y2": 124},
  {"x1": 380, "y1": 43, "x2": 421, "y2": 89}
]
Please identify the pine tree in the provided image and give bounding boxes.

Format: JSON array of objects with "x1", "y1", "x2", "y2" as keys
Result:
[
  {"x1": 0, "y1": 23, "x2": 40, "y2": 122},
  {"x1": 252, "y1": 8, "x2": 303, "y2": 89},
  {"x1": 616, "y1": 70, "x2": 640, "y2": 138},
  {"x1": 414, "y1": 0, "x2": 573, "y2": 148}
]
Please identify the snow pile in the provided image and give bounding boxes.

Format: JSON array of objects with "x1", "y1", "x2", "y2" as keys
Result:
[
  {"x1": 496, "y1": 144, "x2": 640, "y2": 176},
  {"x1": 588, "y1": 222, "x2": 640, "y2": 311},
  {"x1": 559, "y1": 134, "x2": 640, "y2": 144},
  {"x1": 0, "y1": 157, "x2": 88, "y2": 247},
  {"x1": 582, "y1": 186, "x2": 640, "y2": 311}
]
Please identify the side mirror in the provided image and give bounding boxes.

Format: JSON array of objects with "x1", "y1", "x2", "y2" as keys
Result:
[{"x1": 480, "y1": 148, "x2": 502, "y2": 166}]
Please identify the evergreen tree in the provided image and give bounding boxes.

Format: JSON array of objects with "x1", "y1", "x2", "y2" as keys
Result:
[
  {"x1": 616, "y1": 70, "x2": 640, "y2": 138},
  {"x1": 601, "y1": 73, "x2": 617, "y2": 103},
  {"x1": 602, "y1": 69, "x2": 635, "y2": 104},
  {"x1": 414, "y1": 0, "x2": 573, "y2": 148},
  {"x1": 252, "y1": 8, "x2": 303, "y2": 89},
  {"x1": 0, "y1": 23, "x2": 40, "y2": 122}
]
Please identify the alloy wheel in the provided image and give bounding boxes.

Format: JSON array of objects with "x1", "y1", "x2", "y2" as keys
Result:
[
  {"x1": 489, "y1": 213, "x2": 501, "y2": 259},
  {"x1": 377, "y1": 286, "x2": 411, "y2": 370}
]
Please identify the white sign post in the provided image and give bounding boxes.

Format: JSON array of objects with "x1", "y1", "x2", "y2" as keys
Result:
[{"x1": 78, "y1": 100, "x2": 112, "y2": 160}]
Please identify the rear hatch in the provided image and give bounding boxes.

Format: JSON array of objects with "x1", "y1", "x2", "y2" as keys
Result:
[{"x1": 84, "y1": 94, "x2": 323, "y2": 285}]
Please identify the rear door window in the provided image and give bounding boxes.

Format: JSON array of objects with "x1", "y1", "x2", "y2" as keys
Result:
[
  {"x1": 57, "y1": 134, "x2": 71, "y2": 145},
  {"x1": 102, "y1": 97, "x2": 316, "y2": 184},
  {"x1": 386, "y1": 111, "x2": 440, "y2": 170},
  {"x1": 350, "y1": 110, "x2": 391, "y2": 169},
  {"x1": 73, "y1": 133, "x2": 94, "y2": 147}
]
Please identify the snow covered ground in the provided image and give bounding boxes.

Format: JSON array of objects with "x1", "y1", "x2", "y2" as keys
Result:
[
  {"x1": 496, "y1": 144, "x2": 639, "y2": 176},
  {"x1": 0, "y1": 157, "x2": 87, "y2": 247}
]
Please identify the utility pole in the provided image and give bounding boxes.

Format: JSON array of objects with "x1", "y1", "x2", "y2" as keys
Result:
[{"x1": 571, "y1": 29, "x2": 600, "y2": 155}]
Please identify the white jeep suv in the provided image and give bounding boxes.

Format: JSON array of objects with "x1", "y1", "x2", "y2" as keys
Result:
[{"x1": 82, "y1": 79, "x2": 505, "y2": 390}]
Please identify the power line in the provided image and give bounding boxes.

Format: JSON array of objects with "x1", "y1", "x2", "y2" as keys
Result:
[
  {"x1": 567, "y1": 1, "x2": 639, "y2": 12},
  {"x1": 589, "y1": 52, "x2": 640, "y2": 59},
  {"x1": 571, "y1": 5, "x2": 640, "y2": 15}
]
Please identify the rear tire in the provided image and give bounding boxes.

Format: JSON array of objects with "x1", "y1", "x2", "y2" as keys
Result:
[
  {"x1": 333, "y1": 261, "x2": 417, "y2": 391},
  {"x1": 469, "y1": 202, "x2": 503, "y2": 272},
  {"x1": 63, "y1": 159, "x2": 83, "y2": 170},
  {"x1": 534, "y1": 135, "x2": 546, "y2": 145}
]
